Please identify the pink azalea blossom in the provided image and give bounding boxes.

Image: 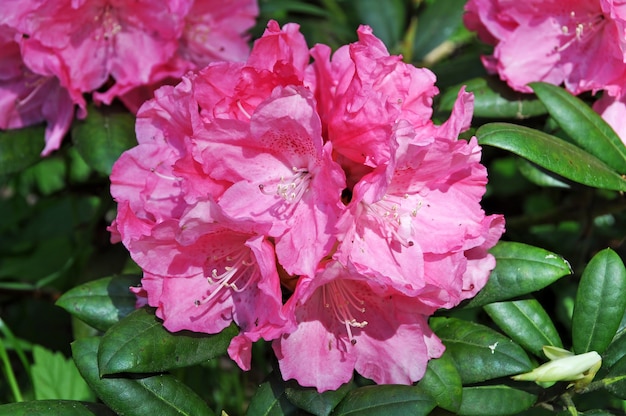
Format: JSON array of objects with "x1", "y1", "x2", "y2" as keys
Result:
[
  {"x1": 0, "y1": 0, "x2": 257, "y2": 155},
  {"x1": 273, "y1": 260, "x2": 445, "y2": 392},
  {"x1": 593, "y1": 92, "x2": 626, "y2": 145},
  {"x1": 464, "y1": 0, "x2": 626, "y2": 95},
  {"x1": 0, "y1": 25, "x2": 74, "y2": 155},
  {"x1": 110, "y1": 21, "x2": 504, "y2": 391}
]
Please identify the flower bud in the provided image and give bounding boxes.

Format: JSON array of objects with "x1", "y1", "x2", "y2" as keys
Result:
[{"x1": 512, "y1": 347, "x2": 601, "y2": 383}]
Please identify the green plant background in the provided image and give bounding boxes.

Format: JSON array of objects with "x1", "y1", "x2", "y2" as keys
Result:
[{"x1": 1, "y1": 1, "x2": 626, "y2": 415}]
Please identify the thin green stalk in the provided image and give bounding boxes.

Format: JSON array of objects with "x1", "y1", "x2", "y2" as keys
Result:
[
  {"x1": 0, "y1": 318, "x2": 31, "y2": 376},
  {"x1": 0, "y1": 338, "x2": 23, "y2": 402}
]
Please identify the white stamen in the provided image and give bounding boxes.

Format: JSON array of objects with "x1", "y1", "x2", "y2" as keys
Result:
[{"x1": 322, "y1": 281, "x2": 368, "y2": 346}]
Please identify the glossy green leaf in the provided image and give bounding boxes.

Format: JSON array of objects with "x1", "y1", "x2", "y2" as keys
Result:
[
  {"x1": 604, "y1": 355, "x2": 626, "y2": 399},
  {"x1": 31, "y1": 345, "x2": 94, "y2": 401},
  {"x1": 457, "y1": 385, "x2": 536, "y2": 416},
  {"x1": 603, "y1": 328, "x2": 626, "y2": 370},
  {"x1": 431, "y1": 317, "x2": 533, "y2": 384},
  {"x1": 284, "y1": 380, "x2": 353, "y2": 416},
  {"x1": 572, "y1": 248, "x2": 626, "y2": 355},
  {"x1": 332, "y1": 385, "x2": 436, "y2": 416},
  {"x1": 0, "y1": 125, "x2": 45, "y2": 175},
  {"x1": 516, "y1": 159, "x2": 571, "y2": 189},
  {"x1": 246, "y1": 371, "x2": 299, "y2": 416},
  {"x1": 484, "y1": 299, "x2": 563, "y2": 358},
  {"x1": 465, "y1": 242, "x2": 572, "y2": 308},
  {"x1": 412, "y1": 0, "x2": 466, "y2": 61},
  {"x1": 0, "y1": 400, "x2": 115, "y2": 416},
  {"x1": 417, "y1": 350, "x2": 462, "y2": 413},
  {"x1": 56, "y1": 275, "x2": 141, "y2": 332},
  {"x1": 98, "y1": 308, "x2": 237, "y2": 375},
  {"x1": 353, "y1": 0, "x2": 405, "y2": 49},
  {"x1": 477, "y1": 123, "x2": 626, "y2": 191},
  {"x1": 530, "y1": 82, "x2": 626, "y2": 173},
  {"x1": 72, "y1": 337, "x2": 213, "y2": 416},
  {"x1": 439, "y1": 77, "x2": 547, "y2": 119},
  {"x1": 71, "y1": 103, "x2": 136, "y2": 175}
]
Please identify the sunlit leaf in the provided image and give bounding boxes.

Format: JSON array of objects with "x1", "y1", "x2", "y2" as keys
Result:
[
  {"x1": 465, "y1": 242, "x2": 572, "y2": 308},
  {"x1": 56, "y1": 275, "x2": 141, "y2": 332},
  {"x1": 71, "y1": 103, "x2": 136, "y2": 175},
  {"x1": 457, "y1": 385, "x2": 536, "y2": 415},
  {"x1": 31, "y1": 345, "x2": 94, "y2": 401},
  {"x1": 530, "y1": 82, "x2": 626, "y2": 174},
  {"x1": 72, "y1": 337, "x2": 213, "y2": 416},
  {"x1": 0, "y1": 125, "x2": 45, "y2": 175},
  {"x1": 0, "y1": 400, "x2": 115, "y2": 416},
  {"x1": 572, "y1": 249, "x2": 626, "y2": 355},
  {"x1": 98, "y1": 308, "x2": 237, "y2": 375},
  {"x1": 477, "y1": 123, "x2": 626, "y2": 191},
  {"x1": 431, "y1": 317, "x2": 533, "y2": 384},
  {"x1": 484, "y1": 298, "x2": 563, "y2": 358},
  {"x1": 332, "y1": 385, "x2": 436, "y2": 416},
  {"x1": 417, "y1": 350, "x2": 462, "y2": 412}
]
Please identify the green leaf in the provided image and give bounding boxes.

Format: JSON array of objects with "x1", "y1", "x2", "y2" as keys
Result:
[
  {"x1": 353, "y1": 0, "x2": 405, "y2": 48},
  {"x1": 56, "y1": 275, "x2": 142, "y2": 332},
  {"x1": 72, "y1": 337, "x2": 213, "y2": 416},
  {"x1": 516, "y1": 159, "x2": 571, "y2": 189},
  {"x1": 530, "y1": 82, "x2": 626, "y2": 174},
  {"x1": 431, "y1": 317, "x2": 533, "y2": 384},
  {"x1": 0, "y1": 400, "x2": 115, "y2": 416},
  {"x1": 98, "y1": 308, "x2": 237, "y2": 375},
  {"x1": 31, "y1": 345, "x2": 94, "y2": 401},
  {"x1": 71, "y1": 103, "x2": 136, "y2": 175},
  {"x1": 457, "y1": 385, "x2": 537, "y2": 416},
  {"x1": 0, "y1": 125, "x2": 45, "y2": 175},
  {"x1": 417, "y1": 350, "x2": 462, "y2": 413},
  {"x1": 465, "y1": 242, "x2": 572, "y2": 308},
  {"x1": 484, "y1": 299, "x2": 563, "y2": 358},
  {"x1": 284, "y1": 380, "x2": 354, "y2": 416},
  {"x1": 604, "y1": 355, "x2": 626, "y2": 399},
  {"x1": 572, "y1": 248, "x2": 626, "y2": 355},
  {"x1": 439, "y1": 78, "x2": 547, "y2": 119},
  {"x1": 412, "y1": 0, "x2": 466, "y2": 61},
  {"x1": 476, "y1": 123, "x2": 626, "y2": 191},
  {"x1": 603, "y1": 328, "x2": 626, "y2": 369},
  {"x1": 246, "y1": 371, "x2": 299, "y2": 416},
  {"x1": 332, "y1": 385, "x2": 436, "y2": 416}
]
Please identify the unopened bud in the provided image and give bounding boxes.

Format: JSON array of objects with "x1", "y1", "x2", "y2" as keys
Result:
[{"x1": 512, "y1": 347, "x2": 601, "y2": 383}]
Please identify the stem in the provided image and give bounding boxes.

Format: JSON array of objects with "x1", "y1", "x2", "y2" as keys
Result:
[
  {"x1": 0, "y1": 318, "x2": 31, "y2": 381},
  {"x1": 0, "y1": 338, "x2": 23, "y2": 402},
  {"x1": 560, "y1": 392, "x2": 578, "y2": 416}
]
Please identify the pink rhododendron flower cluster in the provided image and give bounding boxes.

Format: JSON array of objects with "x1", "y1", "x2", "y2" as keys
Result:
[
  {"x1": 0, "y1": 0, "x2": 258, "y2": 155},
  {"x1": 110, "y1": 21, "x2": 505, "y2": 392},
  {"x1": 464, "y1": 0, "x2": 626, "y2": 144}
]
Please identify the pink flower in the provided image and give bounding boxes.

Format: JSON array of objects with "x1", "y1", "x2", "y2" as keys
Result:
[
  {"x1": 1, "y1": 0, "x2": 258, "y2": 114},
  {"x1": 273, "y1": 260, "x2": 445, "y2": 392},
  {"x1": 464, "y1": 0, "x2": 626, "y2": 95},
  {"x1": 0, "y1": 25, "x2": 74, "y2": 155},
  {"x1": 110, "y1": 21, "x2": 504, "y2": 391},
  {"x1": 593, "y1": 92, "x2": 626, "y2": 145}
]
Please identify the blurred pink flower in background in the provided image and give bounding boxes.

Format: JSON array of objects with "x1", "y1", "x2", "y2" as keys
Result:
[
  {"x1": 464, "y1": 0, "x2": 626, "y2": 95},
  {"x1": 0, "y1": 0, "x2": 258, "y2": 154},
  {"x1": 110, "y1": 21, "x2": 504, "y2": 392},
  {"x1": 465, "y1": 0, "x2": 626, "y2": 145}
]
